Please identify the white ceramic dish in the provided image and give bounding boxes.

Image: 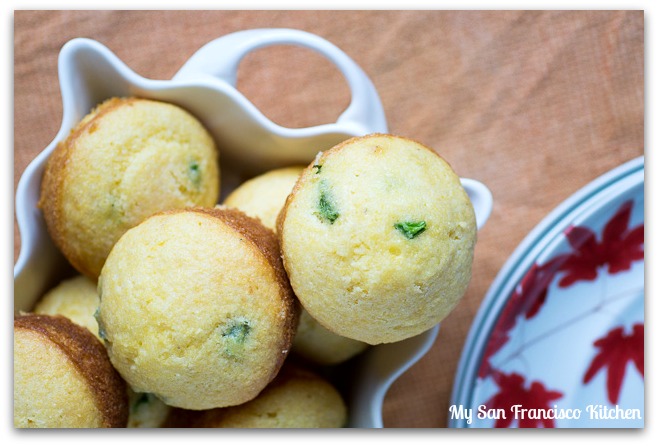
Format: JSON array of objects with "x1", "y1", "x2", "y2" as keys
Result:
[
  {"x1": 450, "y1": 157, "x2": 644, "y2": 428},
  {"x1": 14, "y1": 28, "x2": 493, "y2": 428}
]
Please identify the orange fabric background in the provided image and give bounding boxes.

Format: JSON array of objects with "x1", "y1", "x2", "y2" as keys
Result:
[{"x1": 14, "y1": 10, "x2": 643, "y2": 427}]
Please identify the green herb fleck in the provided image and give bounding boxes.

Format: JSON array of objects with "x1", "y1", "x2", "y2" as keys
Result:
[
  {"x1": 316, "y1": 180, "x2": 339, "y2": 224},
  {"x1": 98, "y1": 326, "x2": 107, "y2": 342},
  {"x1": 313, "y1": 164, "x2": 322, "y2": 174},
  {"x1": 394, "y1": 221, "x2": 427, "y2": 239},
  {"x1": 188, "y1": 161, "x2": 202, "y2": 187},
  {"x1": 319, "y1": 192, "x2": 339, "y2": 223},
  {"x1": 221, "y1": 318, "x2": 251, "y2": 358},
  {"x1": 93, "y1": 307, "x2": 108, "y2": 342},
  {"x1": 132, "y1": 393, "x2": 154, "y2": 412},
  {"x1": 223, "y1": 319, "x2": 251, "y2": 343}
]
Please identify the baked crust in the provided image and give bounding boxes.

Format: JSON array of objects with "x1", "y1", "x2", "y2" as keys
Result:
[
  {"x1": 222, "y1": 166, "x2": 305, "y2": 231},
  {"x1": 14, "y1": 313, "x2": 129, "y2": 427},
  {"x1": 39, "y1": 98, "x2": 133, "y2": 278},
  {"x1": 164, "y1": 364, "x2": 346, "y2": 428}
]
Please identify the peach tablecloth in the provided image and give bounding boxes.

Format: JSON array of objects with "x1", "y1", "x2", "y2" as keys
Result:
[{"x1": 14, "y1": 10, "x2": 643, "y2": 428}]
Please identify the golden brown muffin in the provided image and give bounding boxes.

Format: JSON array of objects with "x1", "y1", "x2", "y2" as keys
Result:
[
  {"x1": 32, "y1": 277, "x2": 172, "y2": 427},
  {"x1": 221, "y1": 165, "x2": 368, "y2": 365},
  {"x1": 278, "y1": 134, "x2": 477, "y2": 344},
  {"x1": 127, "y1": 389, "x2": 172, "y2": 428},
  {"x1": 97, "y1": 207, "x2": 298, "y2": 410},
  {"x1": 14, "y1": 314, "x2": 128, "y2": 428},
  {"x1": 39, "y1": 97, "x2": 220, "y2": 279},
  {"x1": 223, "y1": 166, "x2": 305, "y2": 230},
  {"x1": 33, "y1": 275, "x2": 101, "y2": 340},
  {"x1": 166, "y1": 364, "x2": 347, "y2": 428},
  {"x1": 292, "y1": 310, "x2": 368, "y2": 366},
  {"x1": 34, "y1": 276, "x2": 171, "y2": 428}
]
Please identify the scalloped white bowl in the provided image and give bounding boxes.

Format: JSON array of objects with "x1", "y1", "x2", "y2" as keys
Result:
[{"x1": 14, "y1": 29, "x2": 492, "y2": 428}]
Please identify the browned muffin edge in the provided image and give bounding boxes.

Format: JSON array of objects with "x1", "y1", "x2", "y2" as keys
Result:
[{"x1": 15, "y1": 313, "x2": 129, "y2": 427}]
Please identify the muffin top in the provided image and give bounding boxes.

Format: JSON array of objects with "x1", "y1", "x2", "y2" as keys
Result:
[
  {"x1": 127, "y1": 390, "x2": 172, "y2": 428},
  {"x1": 14, "y1": 314, "x2": 128, "y2": 428},
  {"x1": 292, "y1": 309, "x2": 368, "y2": 365},
  {"x1": 98, "y1": 207, "x2": 298, "y2": 410},
  {"x1": 33, "y1": 275, "x2": 101, "y2": 340},
  {"x1": 40, "y1": 97, "x2": 220, "y2": 278},
  {"x1": 223, "y1": 166, "x2": 304, "y2": 231},
  {"x1": 278, "y1": 134, "x2": 476, "y2": 344},
  {"x1": 166, "y1": 364, "x2": 347, "y2": 428}
]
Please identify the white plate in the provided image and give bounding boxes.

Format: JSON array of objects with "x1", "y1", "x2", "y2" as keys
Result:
[{"x1": 450, "y1": 157, "x2": 644, "y2": 428}]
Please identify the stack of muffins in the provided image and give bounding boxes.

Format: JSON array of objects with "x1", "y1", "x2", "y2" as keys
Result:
[{"x1": 14, "y1": 97, "x2": 477, "y2": 428}]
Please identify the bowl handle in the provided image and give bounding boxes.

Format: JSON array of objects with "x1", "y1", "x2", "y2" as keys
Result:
[
  {"x1": 173, "y1": 28, "x2": 388, "y2": 135},
  {"x1": 461, "y1": 178, "x2": 494, "y2": 230}
]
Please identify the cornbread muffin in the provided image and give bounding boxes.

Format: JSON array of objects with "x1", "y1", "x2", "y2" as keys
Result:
[
  {"x1": 223, "y1": 166, "x2": 305, "y2": 229},
  {"x1": 292, "y1": 310, "x2": 368, "y2": 365},
  {"x1": 39, "y1": 97, "x2": 220, "y2": 279},
  {"x1": 166, "y1": 364, "x2": 347, "y2": 428},
  {"x1": 278, "y1": 134, "x2": 477, "y2": 344},
  {"x1": 33, "y1": 275, "x2": 101, "y2": 340},
  {"x1": 31, "y1": 277, "x2": 171, "y2": 427},
  {"x1": 222, "y1": 165, "x2": 368, "y2": 364},
  {"x1": 97, "y1": 207, "x2": 298, "y2": 410},
  {"x1": 127, "y1": 390, "x2": 171, "y2": 428},
  {"x1": 14, "y1": 314, "x2": 128, "y2": 428}
]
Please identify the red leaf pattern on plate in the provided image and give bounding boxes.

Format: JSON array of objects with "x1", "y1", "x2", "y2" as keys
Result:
[
  {"x1": 583, "y1": 323, "x2": 644, "y2": 404},
  {"x1": 478, "y1": 328, "x2": 509, "y2": 378},
  {"x1": 476, "y1": 199, "x2": 644, "y2": 421},
  {"x1": 486, "y1": 371, "x2": 563, "y2": 428},
  {"x1": 477, "y1": 256, "x2": 568, "y2": 378},
  {"x1": 558, "y1": 200, "x2": 644, "y2": 287}
]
